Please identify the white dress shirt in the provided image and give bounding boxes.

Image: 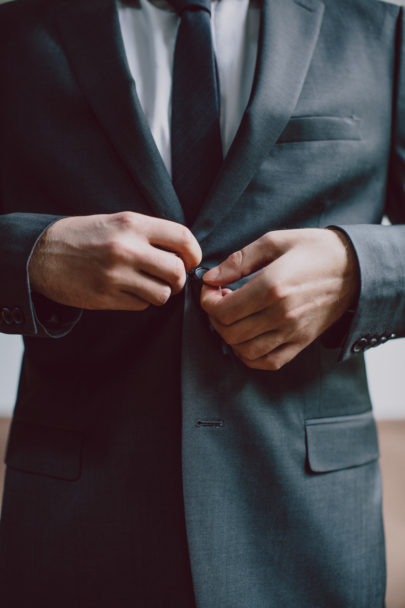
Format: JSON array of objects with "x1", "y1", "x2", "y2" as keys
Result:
[{"x1": 118, "y1": 0, "x2": 260, "y2": 175}]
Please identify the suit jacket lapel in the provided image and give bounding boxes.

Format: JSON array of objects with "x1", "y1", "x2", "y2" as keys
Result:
[
  {"x1": 193, "y1": 0, "x2": 325, "y2": 244},
  {"x1": 52, "y1": 0, "x2": 185, "y2": 224}
]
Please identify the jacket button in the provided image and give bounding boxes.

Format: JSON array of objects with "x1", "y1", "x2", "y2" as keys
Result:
[
  {"x1": 352, "y1": 337, "x2": 369, "y2": 354},
  {"x1": 12, "y1": 307, "x2": 24, "y2": 325},
  {"x1": 380, "y1": 334, "x2": 388, "y2": 343},
  {"x1": 188, "y1": 266, "x2": 209, "y2": 283},
  {"x1": 1, "y1": 307, "x2": 13, "y2": 326},
  {"x1": 389, "y1": 333, "x2": 397, "y2": 340},
  {"x1": 369, "y1": 336, "x2": 379, "y2": 348}
]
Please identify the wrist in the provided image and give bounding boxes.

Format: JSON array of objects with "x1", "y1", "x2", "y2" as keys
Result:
[{"x1": 326, "y1": 227, "x2": 360, "y2": 312}]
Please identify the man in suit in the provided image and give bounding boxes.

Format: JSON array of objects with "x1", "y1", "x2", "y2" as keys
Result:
[{"x1": 0, "y1": 0, "x2": 404, "y2": 606}]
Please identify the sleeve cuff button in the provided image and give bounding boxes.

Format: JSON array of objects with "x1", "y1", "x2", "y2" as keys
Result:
[
  {"x1": 12, "y1": 307, "x2": 25, "y2": 326},
  {"x1": 1, "y1": 307, "x2": 14, "y2": 326},
  {"x1": 352, "y1": 337, "x2": 369, "y2": 353}
]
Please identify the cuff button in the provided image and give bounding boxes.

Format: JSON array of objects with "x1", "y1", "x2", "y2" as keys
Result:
[
  {"x1": 369, "y1": 336, "x2": 379, "y2": 348},
  {"x1": 1, "y1": 307, "x2": 13, "y2": 326},
  {"x1": 12, "y1": 307, "x2": 25, "y2": 326},
  {"x1": 352, "y1": 337, "x2": 369, "y2": 354},
  {"x1": 188, "y1": 266, "x2": 209, "y2": 282}
]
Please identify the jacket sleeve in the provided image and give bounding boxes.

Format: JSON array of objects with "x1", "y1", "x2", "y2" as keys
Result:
[
  {"x1": 329, "y1": 8, "x2": 405, "y2": 361},
  {"x1": 0, "y1": 212, "x2": 82, "y2": 338}
]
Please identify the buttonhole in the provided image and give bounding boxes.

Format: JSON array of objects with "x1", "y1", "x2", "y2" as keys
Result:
[{"x1": 195, "y1": 419, "x2": 224, "y2": 429}]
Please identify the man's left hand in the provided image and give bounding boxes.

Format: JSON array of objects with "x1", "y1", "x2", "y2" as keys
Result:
[{"x1": 201, "y1": 228, "x2": 359, "y2": 370}]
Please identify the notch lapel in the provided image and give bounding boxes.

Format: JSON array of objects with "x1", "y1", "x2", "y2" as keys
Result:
[
  {"x1": 193, "y1": 0, "x2": 325, "y2": 244},
  {"x1": 52, "y1": 0, "x2": 184, "y2": 224}
]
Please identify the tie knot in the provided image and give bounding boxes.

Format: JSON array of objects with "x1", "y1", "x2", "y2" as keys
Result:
[{"x1": 167, "y1": 0, "x2": 211, "y2": 16}]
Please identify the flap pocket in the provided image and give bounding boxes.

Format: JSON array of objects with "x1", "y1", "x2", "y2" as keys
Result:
[
  {"x1": 5, "y1": 420, "x2": 83, "y2": 480},
  {"x1": 278, "y1": 116, "x2": 361, "y2": 143},
  {"x1": 305, "y1": 411, "x2": 379, "y2": 473}
]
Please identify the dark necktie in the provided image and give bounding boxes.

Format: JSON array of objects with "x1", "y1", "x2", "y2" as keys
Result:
[{"x1": 168, "y1": 0, "x2": 223, "y2": 225}]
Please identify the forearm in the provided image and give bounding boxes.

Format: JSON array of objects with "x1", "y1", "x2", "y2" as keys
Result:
[
  {"x1": 0, "y1": 212, "x2": 82, "y2": 338},
  {"x1": 331, "y1": 224, "x2": 405, "y2": 360}
]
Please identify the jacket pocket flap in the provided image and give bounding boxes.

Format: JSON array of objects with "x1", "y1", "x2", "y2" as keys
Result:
[
  {"x1": 278, "y1": 116, "x2": 361, "y2": 143},
  {"x1": 305, "y1": 411, "x2": 379, "y2": 473},
  {"x1": 5, "y1": 420, "x2": 83, "y2": 480}
]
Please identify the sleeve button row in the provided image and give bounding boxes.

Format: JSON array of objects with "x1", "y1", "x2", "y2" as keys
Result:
[
  {"x1": 0, "y1": 306, "x2": 25, "y2": 327},
  {"x1": 352, "y1": 332, "x2": 397, "y2": 354}
]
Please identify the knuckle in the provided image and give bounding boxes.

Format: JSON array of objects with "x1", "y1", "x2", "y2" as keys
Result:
[
  {"x1": 217, "y1": 310, "x2": 233, "y2": 327},
  {"x1": 225, "y1": 330, "x2": 241, "y2": 346},
  {"x1": 102, "y1": 239, "x2": 127, "y2": 265},
  {"x1": 263, "y1": 230, "x2": 284, "y2": 250},
  {"x1": 178, "y1": 225, "x2": 195, "y2": 250},
  {"x1": 262, "y1": 231, "x2": 274, "y2": 247},
  {"x1": 241, "y1": 342, "x2": 260, "y2": 361},
  {"x1": 270, "y1": 281, "x2": 289, "y2": 301},
  {"x1": 171, "y1": 258, "x2": 186, "y2": 288},
  {"x1": 227, "y1": 250, "x2": 244, "y2": 271},
  {"x1": 113, "y1": 211, "x2": 136, "y2": 230},
  {"x1": 283, "y1": 307, "x2": 300, "y2": 323},
  {"x1": 265, "y1": 355, "x2": 284, "y2": 371},
  {"x1": 242, "y1": 357, "x2": 259, "y2": 370},
  {"x1": 95, "y1": 268, "x2": 116, "y2": 295},
  {"x1": 266, "y1": 347, "x2": 291, "y2": 370},
  {"x1": 200, "y1": 291, "x2": 211, "y2": 312}
]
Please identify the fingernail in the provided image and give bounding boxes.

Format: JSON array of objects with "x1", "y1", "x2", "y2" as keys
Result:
[{"x1": 204, "y1": 267, "x2": 220, "y2": 282}]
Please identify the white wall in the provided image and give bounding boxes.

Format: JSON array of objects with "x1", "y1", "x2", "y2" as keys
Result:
[
  {"x1": 0, "y1": 333, "x2": 404, "y2": 419},
  {"x1": 0, "y1": 335, "x2": 22, "y2": 417},
  {"x1": 366, "y1": 339, "x2": 405, "y2": 418}
]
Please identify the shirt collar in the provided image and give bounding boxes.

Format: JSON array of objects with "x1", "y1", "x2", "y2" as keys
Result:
[
  {"x1": 120, "y1": 0, "x2": 223, "y2": 10},
  {"x1": 120, "y1": 0, "x2": 262, "y2": 10}
]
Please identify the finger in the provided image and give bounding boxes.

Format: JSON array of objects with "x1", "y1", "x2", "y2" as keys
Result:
[
  {"x1": 96, "y1": 290, "x2": 151, "y2": 312},
  {"x1": 231, "y1": 330, "x2": 284, "y2": 361},
  {"x1": 139, "y1": 247, "x2": 187, "y2": 294},
  {"x1": 118, "y1": 269, "x2": 172, "y2": 307},
  {"x1": 236, "y1": 342, "x2": 303, "y2": 371},
  {"x1": 203, "y1": 249, "x2": 305, "y2": 326},
  {"x1": 146, "y1": 217, "x2": 202, "y2": 271},
  {"x1": 200, "y1": 284, "x2": 228, "y2": 313},
  {"x1": 202, "y1": 269, "x2": 279, "y2": 325},
  {"x1": 208, "y1": 310, "x2": 282, "y2": 345},
  {"x1": 203, "y1": 232, "x2": 279, "y2": 286}
]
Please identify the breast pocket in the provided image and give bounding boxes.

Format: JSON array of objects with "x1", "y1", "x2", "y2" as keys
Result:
[
  {"x1": 278, "y1": 115, "x2": 362, "y2": 144},
  {"x1": 305, "y1": 411, "x2": 379, "y2": 473}
]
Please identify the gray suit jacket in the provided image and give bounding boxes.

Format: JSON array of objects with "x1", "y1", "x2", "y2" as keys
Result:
[{"x1": 0, "y1": 0, "x2": 404, "y2": 606}]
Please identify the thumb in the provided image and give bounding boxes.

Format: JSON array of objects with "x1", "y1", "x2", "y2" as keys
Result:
[
  {"x1": 203, "y1": 235, "x2": 277, "y2": 286},
  {"x1": 200, "y1": 284, "x2": 230, "y2": 314}
]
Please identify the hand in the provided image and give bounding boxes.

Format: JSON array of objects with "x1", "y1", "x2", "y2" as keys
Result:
[
  {"x1": 201, "y1": 228, "x2": 359, "y2": 370},
  {"x1": 29, "y1": 211, "x2": 202, "y2": 311}
]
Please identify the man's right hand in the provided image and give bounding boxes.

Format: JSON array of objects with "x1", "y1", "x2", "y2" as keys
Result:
[{"x1": 29, "y1": 211, "x2": 202, "y2": 311}]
